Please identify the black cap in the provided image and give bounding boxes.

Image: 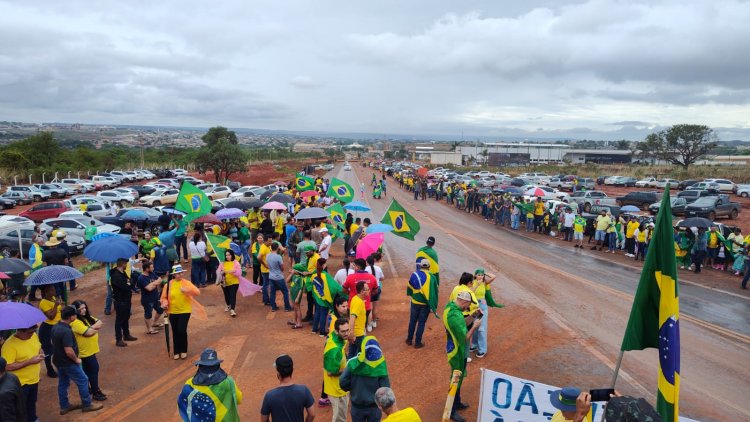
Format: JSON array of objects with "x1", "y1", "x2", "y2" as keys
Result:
[
  {"x1": 274, "y1": 354, "x2": 293, "y2": 370},
  {"x1": 427, "y1": 236, "x2": 435, "y2": 245}
]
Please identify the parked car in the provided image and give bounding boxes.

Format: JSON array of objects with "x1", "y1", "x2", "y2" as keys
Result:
[
  {"x1": 180, "y1": 176, "x2": 203, "y2": 185},
  {"x1": 614, "y1": 177, "x2": 637, "y2": 187},
  {"x1": 109, "y1": 171, "x2": 134, "y2": 182},
  {"x1": 139, "y1": 188, "x2": 180, "y2": 206},
  {"x1": 91, "y1": 176, "x2": 118, "y2": 189},
  {"x1": 32, "y1": 184, "x2": 67, "y2": 198},
  {"x1": 653, "y1": 179, "x2": 681, "y2": 189},
  {"x1": 40, "y1": 216, "x2": 120, "y2": 238},
  {"x1": 97, "y1": 190, "x2": 136, "y2": 205},
  {"x1": 6, "y1": 186, "x2": 50, "y2": 202},
  {"x1": 99, "y1": 207, "x2": 163, "y2": 232},
  {"x1": 0, "y1": 191, "x2": 32, "y2": 206},
  {"x1": 171, "y1": 169, "x2": 188, "y2": 177},
  {"x1": 70, "y1": 200, "x2": 111, "y2": 217},
  {"x1": 604, "y1": 176, "x2": 622, "y2": 185},
  {"x1": 130, "y1": 184, "x2": 157, "y2": 197},
  {"x1": 703, "y1": 178, "x2": 737, "y2": 193},
  {"x1": 0, "y1": 224, "x2": 85, "y2": 257},
  {"x1": 615, "y1": 191, "x2": 660, "y2": 210},
  {"x1": 676, "y1": 189, "x2": 719, "y2": 204},
  {"x1": 649, "y1": 196, "x2": 688, "y2": 216},
  {"x1": 549, "y1": 178, "x2": 572, "y2": 190},
  {"x1": 635, "y1": 177, "x2": 658, "y2": 188},
  {"x1": 736, "y1": 184, "x2": 750, "y2": 198},
  {"x1": 114, "y1": 187, "x2": 140, "y2": 200},
  {"x1": 0, "y1": 196, "x2": 15, "y2": 209},
  {"x1": 19, "y1": 201, "x2": 71, "y2": 222},
  {"x1": 229, "y1": 185, "x2": 261, "y2": 198},
  {"x1": 576, "y1": 178, "x2": 596, "y2": 190},
  {"x1": 157, "y1": 179, "x2": 180, "y2": 188},
  {"x1": 518, "y1": 173, "x2": 550, "y2": 185},
  {"x1": 685, "y1": 195, "x2": 741, "y2": 220},
  {"x1": 596, "y1": 176, "x2": 610, "y2": 186},
  {"x1": 688, "y1": 182, "x2": 720, "y2": 191},
  {"x1": 568, "y1": 191, "x2": 618, "y2": 213},
  {"x1": 227, "y1": 181, "x2": 242, "y2": 191},
  {"x1": 205, "y1": 186, "x2": 232, "y2": 200},
  {"x1": 48, "y1": 183, "x2": 77, "y2": 196},
  {"x1": 677, "y1": 180, "x2": 699, "y2": 190},
  {"x1": 197, "y1": 183, "x2": 221, "y2": 192}
]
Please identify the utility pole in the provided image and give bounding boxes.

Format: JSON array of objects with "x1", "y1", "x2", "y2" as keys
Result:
[{"x1": 139, "y1": 136, "x2": 145, "y2": 169}]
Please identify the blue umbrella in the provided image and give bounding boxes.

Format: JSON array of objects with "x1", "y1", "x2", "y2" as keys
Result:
[
  {"x1": 84, "y1": 236, "x2": 139, "y2": 263},
  {"x1": 620, "y1": 205, "x2": 641, "y2": 212},
  {"x1": 344, "y1": 201, "x2": 371, "y2": 212},
  {"x1": 0, "y1": 302, "x2": 47, "y2": 330},
  {"x1": 158, "y1": 229, "x2": 177, "y2": 248},
  {"x1": 162, "y1": 208, "x2": 185, "y2": 216},
  {"x1": 216, "y1": 208, "x2": 245, "y2": 219},
  {"x1": 0, "y1": 258, "x2": 32, "y2": 274},
  {"x1": 366, "y1": 223, "x2": 394, "y2": 234},
  {"x1": 90, "y1": 232, "x2": 119, "y2": 242},
  {"x1": 24, "y1": 265, "x2": 84, "y2": 286},
  {"x1": 122, "y1": 209, "x2": 149, "y2": 220}
]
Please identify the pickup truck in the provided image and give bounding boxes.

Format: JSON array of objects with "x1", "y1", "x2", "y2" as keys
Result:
[
  {"x1": 684, "y1": 195, "x2": 741, "y2": 220},
  {"x1": 568, "y1": 191, "x2": 618, "y2": 213}
]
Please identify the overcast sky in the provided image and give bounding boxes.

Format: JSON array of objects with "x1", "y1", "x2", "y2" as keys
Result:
[{"x1": 1, "y1": 0, "x2": 749, "y2": 140}]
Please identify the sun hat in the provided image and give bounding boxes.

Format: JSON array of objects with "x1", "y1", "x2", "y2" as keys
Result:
[
  {"x1": 170, "y1": 264, "x2": 185, "y2": 274},
  {"x1": 550, "y1": 386, "x2": 580, "y2": 412},
  {"x1": 456, "y1": 290, "x2": 476, "y2": 304},
  {"x1": 320, "y1": 227, "x2": 328, "y2": 232},
  {"x1": 194, "y1": 348, "x2": 223, "y2": 366},
  {"x1": 45, "y1": 238, "x2": 61, "y2": 247},
  {"x1": 474, "y1": 268, "x2": 485, "y2": 275},
  {"x1": 55, "y1": 231, "x2": 67, "y2": 239}
]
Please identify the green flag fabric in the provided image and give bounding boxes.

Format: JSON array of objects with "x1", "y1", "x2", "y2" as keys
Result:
[
  {"x1": 178, "y1": 376, "x2": 241, "y2": 422},
  {"x1": 206, "y1": 233, "x2": 232, "y2": 260},
  {"x1": 346, "y1": 336, "x2": 388, "y2": 378},
  {"x1": 326, "y1": 203, "x2": 346, "y2": 230},
  {"x1": 326, "y1": 223, "x2": 342, "y2": 243},
  {"x1": 443, "y1": 301, "x2": 468, "y2": 385},
  {"x1": 621, "y1": 187, "x2": 680, "y2": 422},
  {"x1": 327, "y1": 178, "x2": 355, "y2": 203},
  {"x1": 415, "y1": 245, "x2": 440, "y2": 285},
  {"x1": 485, "y1": 288, "x2": 505, "y2": 309},
  {"x1": 407, "y1": 269, "x2": 438, "y2": 315},
  {"x1": 295, "y1": 173, "x2": 315, "y2": 192},
  {"x1": 380, "y1": 199, "x2": 421, "y2": 241},
  {"x1": 311, "y1": 270, "x2": 342, "y2": 310},
  {"x1": 175, "y1": 182, "x2": 212, "y2": 222}
]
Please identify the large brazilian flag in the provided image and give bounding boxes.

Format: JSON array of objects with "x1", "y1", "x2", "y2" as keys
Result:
[
  {"x1": 380, "y1": 199, "x2": 421, "y2": 241},
  {"x1": 415, "y1": 245, "x2": 439, "y2": 285},
  {"x1": 178, "y1": 376, "x2": 241, "y2": 422},
  {"x1": 312, "y1": 270, "x2": 343, "y2": 310},
  {"x1": 175, "y1": 181, "x2": 212, "y2": 223},
  {"x1": 621, "y1": 187, "x2": 680, "y2": 422},
  {"x1": 327, "y1": 177, "x2": 355, "y2": 203},
  {"x1": 295, "y1": 173, "x2": 315, "y2": 192}
]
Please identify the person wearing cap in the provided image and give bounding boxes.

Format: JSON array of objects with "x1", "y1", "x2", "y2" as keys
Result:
[
  {"x1": 110, "y1": 258, "x2": 138, "y2": 348},
  {"x1": 1, "y1": 325, "x2": 43, "y2": 421},
  {"x1": 260, "y1": 355, "x2": 315, "y2": 422},
  {"x1": 178, "y1": 348, "x2": 243, "y2": 422},
  {"x1": 470, "y1": 269, "x2": 496, "y2": 359},
  {"x1": 549, "y1": 387, "x2": 592, "y2": 422},
  {"x1": 375, "y1": 387, "x2": 422, "y2": 422},
  {"x1": 318, "y1": 227, "x2": 332, "y2": 260},
  {"x1": 443, "y1": 291, "x2": 481, "y2": 422},
  {"x1": 415, "y1": 236, "x2": 439, "y2": 285},
  {"x1": 0, "y1": 356, "x2": 25, "y2": 422},
  {"x1": 340, "y1": 335, "x2": 391, "y2": 421},
  {"x1": 161, "y1": 265, "x2": 205, "y2": 360},
  {"x1": 405, "y1": 259, "x2": 435, "y2": 349}
]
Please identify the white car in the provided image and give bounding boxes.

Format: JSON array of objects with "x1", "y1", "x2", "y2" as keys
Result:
[
  {"x1": 604, "y1": 176, "x2": 621, "y2": 185},
  {"x1": 703, "y1": 178, "x2": 737, "y2": 193},
  {"x1": 40, "y1": 217, "x2": 121, "y2": 239},
  {"x1": 171, "y1": 169, "x2": 188, "y2": 177},
  {"x1": 136, "y1": 170, "x2": 156, "y2": 179},
  {"x1": 157, "y1": 179, "x2": 180, "y2": 188},
  {"x1": 91, "y1": 176, "x2": 117, "y2": 189},
  {"x1": 0, "y1": 215, "x2": 36, "y2": 230},
  {"x1": 229, "y1": 185, "x2": 261, "y2": 198},
  {"x1": 635, "y1": 177, "x2": 658, "y2": 188},
  {"x1": 97, "y1": 190, "x2": 135, "y2": 205},
  {"x1": 344, "y1": 164, "x2": 352, "y2": 171},
  {"x1": 59, "y1": 179, "x2": 88, "y2": 193},
  {"x1": 114, "y1": 187, "x2": 140, "y2": 200},
  {"x1": 197, "y1": 183, "x2": 221, "y2": 192},
  {"x1": 737, "y1": 184, "x2": 750, "y2": 198},
  {"x1": 205, "y1": 186, "x2": 232, "y2": 200},
  {"x1": 653, "y1": 179, "x2": 681, "y2": 189}
]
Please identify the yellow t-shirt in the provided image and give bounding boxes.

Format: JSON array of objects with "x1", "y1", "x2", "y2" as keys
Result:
[
  {"x1": 596, "y1": 215, "x2": 612, "y2": 231},
  {"x1": 168, "y1": 281, "x2": 192, "y2": 314},
  {"x1": 40, "y1": 298, "x2": 61, "y2": 325},
  {"x1": 259, "y1": 243, "x2": 271, "y2": 273},
  {"x1": 626, "y1": 221, "x2": 639, "y2": 238},
  {"x1": 329, "y1": 314, "x2": 338, "y2": 336},
  {"x1": 534, "y1": 201, "x2": 545, "y2": 216},
  {"x1": 322, "y1": 337, "x2": 347, "y2": 398},
  {"x1": 472, "y1": 279, "x2": 487, "y2": 300},
  {"x1": 708, "y1": 232, "x2": 719, "y2": 248},
  {"x1": 1, "y1": 333, "x2": 42, "y2": 386},
  {"x1": 247, "y1": 211, "x2": 260, "y2": 229},
  {"x1": 350, "y1": 295, "x2": 367, "y2": 337},
  {"x1": 223, "y1": 261, "x2": 239, "y2": 286},
  {"x1": 275, "y1": 215, "x2": 285, "y2": 234},
  {"x1": 449, "y1": 285, "x2": 478, "y2": 315},
  {"x1": 551, "y1": 410, "x2": 592, "y2": 422},
  {"x1": 307, "y1": 253, "x2": 320, "y2": 275},
  {"x1": 349, "y1": 223, "x2": 360, "y2": 236},
  {"x1": 71, "y1": 319, "x2": 100, "y2": 358},
  {"x1": 383, "y1": 407, "x2": 422, "y2": 422}
]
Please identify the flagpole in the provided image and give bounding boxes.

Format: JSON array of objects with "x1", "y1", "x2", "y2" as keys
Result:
[
  {"x1": 380, "y1": 199, "x2": 394, "y2": 225},
  {"x1": 601, "y1": 350, "x2": 625, "y2": 421}
]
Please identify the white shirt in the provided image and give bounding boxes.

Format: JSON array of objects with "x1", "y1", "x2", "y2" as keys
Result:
[
  {"x1": 563, "y1": 212, "x2": 575, "y2": 227},
  {"x1": 188, "y1": 240, "x2": 207, "y2": 259},
  {"x1": 319, "y1": 235, "x2": 332, "y2": 259},
  {"x1": 334, "y1": 267, "x2": 354, "y2": 285},
  {"x1": 366, "y1": 264, "x2": 385, "y2": 287}
]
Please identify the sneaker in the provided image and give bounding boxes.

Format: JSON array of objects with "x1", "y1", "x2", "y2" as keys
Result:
[
  {"x1": 116, "y1": 340, "x2": 127, "y2": 347},
  {"x1": 82, "y1": 403, "x2": 104, "y2": 413},
  {"x1": 476, "y1": 352, "x2": 486, "y2": 359},
  {"x1": 469, "y1": 347, "x2": 478, "y2": 352},
  {"x1": 414, "y1": 343, "x2": 425, "y2": 349},
  {"x1": 230, "y1": 309, "x2": 237, "y2": 317},
  {"x1": 318, "y1": 398, "x2": 331, "y2": 407},
  {"x1": 93, "y1": 393, "x2": 108, "y2": 402},
  {"x1": 180, "y1": 353, "x2": 187, "y2": 359},
  {"x1": 124, "y1": 335, "x2": 138, "y2": 342},
  {"x1": 450, "y1": 412, "x2": 466, "y2": 422},
  {"x1": 224, "y1": 305, "x2": 230, "y2": 312},
  {"x1": 366, "y1": 324, "x2": 373, "y2": 333},
  {"x1": 60, "y1": 404, "x2": 82, "y2": 415},
  {"x1": 372, "y1": 321, "x2": 377, "y2": 328},
  {"x1": 467, "y1": 357, "x2": 472, "y2": 363}
]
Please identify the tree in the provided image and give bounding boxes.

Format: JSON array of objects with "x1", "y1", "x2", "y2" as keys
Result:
[
  {"x1": 201, "y1": 126, "x2": 238, "y2": 147},
  {"x1": 194, "y1": 126, "x2": 246, "y2": 182},
  {"x1": 480, "y1": 148, "x2": 489, "y2": 166},
  {"x1": 639, "y1": 124, "x2": 718, "y2": 169},
  {"x1": 614, "y1": 140, "x2": 631, "y2": 150}
]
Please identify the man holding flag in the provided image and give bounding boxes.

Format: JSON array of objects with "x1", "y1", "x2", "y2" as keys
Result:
[
  {"x1": 405, "y1": 260, "x2": 437, "y2": 349},
  {"x1": 619, "y1": 187, "x2": 680, "y2": 422}
]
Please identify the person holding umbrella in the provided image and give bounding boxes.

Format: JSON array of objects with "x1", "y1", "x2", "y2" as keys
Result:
[
  {"x1": 70, "y1": 300, "x2": 107, "y2": 401},
  {"x1": 161, "y1": 265, "x2": 205, "y2": 360},
  {"x1": 38, "y1": 285, "x2": 62, "y2": 378}
]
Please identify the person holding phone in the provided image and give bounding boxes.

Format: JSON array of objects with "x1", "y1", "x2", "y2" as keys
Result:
[{"x1": 470, "y1": 269, "x2": 496, "y2": 359}]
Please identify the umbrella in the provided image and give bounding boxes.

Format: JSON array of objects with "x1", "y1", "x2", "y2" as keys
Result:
[
  {"x1": 366, "y1": 224, "x2": 393, "y2": 234},
  {"x1": 84, "y1": 236, "x2": 139, "y2": 263},
  {"x1": 503, "y1": 187, "x2": 522, "y2": 194},
  {"x1": 262, "y1": 201, "x2": 287, "y2": 211},
  {"x1": 524, "y1": 187, "x2": 547, "y2": 197},
  {"x1": 122, "y1": 209, "x2": 149, "y2": 220},
  {"x1": 676, "y1": 217, "x2": 713, "y2": 229},
  {"x1": 193, "y1": 213, "x2": 222, "y2": 225},
  {"x1": 0, "y1": 258, "x2": 32, "y2": 274},
  {"x1": 620, "y1": 205, "x2": 641, "y2": 212},
  {"x1": 416, "y1": 167, "x2": 428, "y2": 177},
  {"x1": 245, "y1": 198, "x2": 266, "y2": 208},
  {"x1": 0, "y1": 302, "x2": 47, "y2": 330},
  {"x1": 344, "y1": 201, "x2": 371, "y2": 212},
  {"x1": 478, "y1": 188, "x2": 492, "y2": 194},
  {"x1": 24, "y1": 265, "x2": 84, "y2": 286},
  {"x1": 268, "y1": 193, "x2": 294, "y2": 204},
  {"x1": 161, "y1": 208, "x2": 186, "y2": 216},
  {"x1": 356, "y1": 233, "x2": 384, "y2": 259},
  {"x1": 0, "y1": 271, "x2": 9, "y2": 279},
  {"x1": 300, "y1": 190, "x2": 318, "y2": 199},
  {"x1": 260, "y1": 190, "x2": 274, "y2": 200},
  {"x1": 90, "y1": 232, "x2": 119, "y2": 242},
  {"x1": 295, "y1": 207, "x2": 330, "y2": 220},
  {"x1": 158, "y1": 229, "x2": 177, "y2": 248},
  {"x1": 223, "y1": 200, "x2": 256, "y2": 210},
  {"x1": 274, "y1": 180, "x2": 288, "y2": 186},
  {"x1": 216, "y1": 208, "x2": 245, "y2": 219}
]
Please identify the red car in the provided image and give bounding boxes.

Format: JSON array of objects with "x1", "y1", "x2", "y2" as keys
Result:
[{"x1": 19, "y1": 201, "x2": 71, "y2": 222}]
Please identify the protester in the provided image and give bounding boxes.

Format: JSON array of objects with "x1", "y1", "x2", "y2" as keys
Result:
[
  {"x1": 342, "y1": 258, "x2": 378, "y2": 334},
  {"x1": 470, "y1": 269, "x2": 497, "y2": 359},
  {"x1": 375, "y1": 387, "x2": 422, "y2": 422},
  {"x1": 0, "y1": 357, "x2": 25, "y2": 422},
  {"x1": 188, "y1": 233, "x2": 208, "y2": 287},
  {"x1": 334, "y1": 258, "x2": 354, "y2": 285},
  {"x1": 178, "y1": 348, "x2": 243, "y2": 422},
  {"x1": 267, "y1": 242, "x2": 292, "y2": 312},
  {"x1": 405, "y1": 260, "x2": 434, "y2": 349},
  {"x1": 161, "y1": 265, "x2": 204, "y2": 360},
  {"x1": 258, "y1": 234, "x2": 273, "y2": 306},
  {"x1": 52, "y1": 305, "x2": 104, "y2": 414},
  {"x1": 251, "y1": 233, "x2": 263, "y2": 286},
  {"x1": 549, "y1": 387, "x2": 592, "y2": 422},
  {"x1": 288, "y1": 263, "x2": 307, "y2": 329},
  {"x1": 1, "y1": 325, "x2": 43, "y2": 422},
  {"x1": 443, "y1": 291, "x2": 481, "y2": 422},
  {"x1": 592, "y1": 210, "x2": 611, "y2": 251},
  {"x1": 319, "y1": 227, "x2": 332, "y2": 260},
  {"x1": 347, "y1": 281, "x2": 370, "y2": 359},
  {"x1": 217, "y1": 250, "x2": 241, "y2": 317},
  {"x1": 260, "y1": 355, "x2": 315, "y2": 422},
  {"x1": 110, "y1": 258, "x2": 138, "y2": 347},
  {"x1": 38, "y1": 285, "x2": 62, "y2": 377},
  {"x1": 70, "y1": 300, "x2": 107, "y2": 401},
  {"x1": 322, "y1": 319, "x2": 350, "y2": 421},
  {"x1": 138, "y1": 261, "x2": 165, "y2": 333},
  {"x1": 340, "y1": 336, "x2": 391, "y2": 421},
  {"x1": 366, "y1": 252, "x2": 385, "y2": 330}
]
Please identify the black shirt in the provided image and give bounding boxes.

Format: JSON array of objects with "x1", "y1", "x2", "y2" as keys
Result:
[
  {"x1": 51, "y1": 322, "x2": 78, "y2": 367},
  {"x1": 158, "y1": 214, "x2": 172, "y2": 231},
  {"x1": 260, "y1": 218, "x2": 274, "y2": 235},
  {"x1": 42, "y1": 247, "x2": 67, "y2": 266},
  {"x1": 110, "y1": 268, "x2": 132, "y2": 303}
]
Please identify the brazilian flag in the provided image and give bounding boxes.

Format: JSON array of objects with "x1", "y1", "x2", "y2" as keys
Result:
[
  {"x1": 178, "y1": 376, "x2": 241, "y2": 422},
  {"x1": 346, "y1": 336, "x2": 388, "y2": 378},
  {"x1": 323, "y1": 331, "x2": 347, "y2": 375},
  {"x1": 327, "y1": 178, "x2": 355, "y2": 203},
  {"x1": 485, "y1": 288, "x2": 505, "y2": 308},
  {"x1": 175, "y1": 181, "x2": 212, "y2": 223},
  {"x1": 621, "y1": 187, "x2": 680, "y2": 422},
  {"x1": 407, "y1": 269, "x2": 438, "y2": 314},
  {"x1": 295, "y1": 173, "x2": 315, "y2": 192},
  {"x1": 415, "y1": 245, "x2": 439, "y2": 285},
  {"x1": 206, "y1": 233, "x2": 232, "y2": 259},
  {"x1": 326, "y1": 223, "x2": 342, "y2": 243},
  {"x1": 380, "y1": 199, "x2": 420, "y2": 241},
  {"x1": 443, "y1": 301, "x2": 467, "y2": 385},
  {"x1": 326, "y1": 203, "x2": 346, "y2": 230},
  {"x1": 312, "y1": 270, "x2": 342, "y2": 310}
]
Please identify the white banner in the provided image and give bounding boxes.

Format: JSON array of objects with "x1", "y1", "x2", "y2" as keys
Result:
[{"x1": 478, "y1": 368, "x2": 699, "y2": 422}]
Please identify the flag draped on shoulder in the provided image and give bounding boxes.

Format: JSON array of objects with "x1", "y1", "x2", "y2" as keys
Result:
[
  {"x1": 621, "y1": 187, "x2": 680, "y2": 422},
  {"x1": 327, "y1": 177, "x2": 355, "y2": 203},
  {"x1": 513, "y1": 201, "x2": 534, "y2": 215},
  {"x1": 415, "y1": 245, "x2": 439, "y2": 284},
  {"x1": 178, "y1": 376, "x2": 241, "y2": 422},
  {"x1": 323, "y1": 333, "x2": 346, "y2": 375},
  {"x1": 312, "y1": 270, "x2": 342, "y2": 310},
  {"x1": 381, "y1": 199, "x2": 420, "y2": 241},
  {"x1": 295, "y1": 173, "x2": 315, "y2": 192},
  {"x1": 346, "y1": 336, "x2": 388, "y2": 378},
  {"x1": 326, "y1": 203, "x2": 347, "y2": 230},
  {"x1": 407, "y1": 269, "x2": 438, "y2": 314},
  {"x1": 175, "y1": 182, "x2": 212, "y2": 222}
]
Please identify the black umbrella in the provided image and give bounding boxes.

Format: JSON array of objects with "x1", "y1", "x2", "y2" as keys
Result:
[
  {"x1": 676, "y1": 217, "x2": 713, "y2": 229},
  {"x1": 224, "y1": 200, "x2": 254, "y2": 210},
  {"x1": 259, "y1": 189, "x2": 273, "y2": 200},
  {"x1": 268, "y1": 193, "x2": 294, "y2": 204},
  {"x1": 0, "y1": 258, "x2": 32, "y2": 274}
]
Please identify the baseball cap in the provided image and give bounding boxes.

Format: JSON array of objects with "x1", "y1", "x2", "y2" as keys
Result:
[
  {"x1": 456, "y1": 291, "x2": 476, "y2": 304},
  {"x1": 426, "y1": 236, "x2": 435, "y2": 245},
  {"x1": 320, "y1": 227, "x2": 328, "y2": 232},
  {"x1": 274, "y1": 354, "x2": 293, "y2": 370}
]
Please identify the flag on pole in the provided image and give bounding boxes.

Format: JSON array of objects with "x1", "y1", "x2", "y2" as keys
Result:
[
  {"x1": 326, "y1": 203, "x2": 347, "y2": 230},
  {"x1": 380, "y1": 199, "x2": 421, "y2": 241},
  {"x1": 175, "y1": 182, "x2": 212, "y2": 222},
  {"x1": 295, "y1": 173, "x2": 315, "y2": 192},
  {"x1": 621, "y1": 187, "x2": 680, "y2": 422},
  {"x1": 206, "y1": 233, "x2": 232, "y2": 260},
  {"x1": 327, "y1": 178, "x2": 355, "y2": 203}
]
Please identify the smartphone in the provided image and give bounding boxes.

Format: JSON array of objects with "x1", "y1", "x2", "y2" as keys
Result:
[{"x1": 589, "y1": 388, "x2": 615, "y2": 402}]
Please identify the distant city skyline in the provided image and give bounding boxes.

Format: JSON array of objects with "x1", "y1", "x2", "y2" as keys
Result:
[{"x1": 1, "y1": 1, "x2": 749, "y2": 141}]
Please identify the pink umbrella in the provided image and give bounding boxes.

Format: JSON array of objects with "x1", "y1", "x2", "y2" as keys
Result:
[
  {"x1": 524, "y1": 187, "x2": 547, "y2": 197},
  {"x1": 274, "y1": 180, "x2": 288, "y2": 186},
  {"x1": 300, "y1": 190, "x2": 318, "y2": 199},
  {"x1": 262, "y1": 201, "x2": 287, "y2": 210},
  {"x1": 356, "y1": 233, "x2": 384, "y2": 259},
  {"x1": 0, "y1": 271, "x2": 9, "y2": 279}
]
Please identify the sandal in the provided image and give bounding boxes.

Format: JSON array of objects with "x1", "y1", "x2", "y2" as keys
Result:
[
  {"x1": 291, "y1": 325, "x2": 303, "y2": 329},
  {"x1": 147, "y1": 330, "x2": 159, "y2": 335}
]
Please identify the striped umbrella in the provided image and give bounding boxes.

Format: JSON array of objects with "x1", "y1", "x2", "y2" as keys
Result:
[{"x1": 24, "y1": 265, "x2": 84, "y2": 286}]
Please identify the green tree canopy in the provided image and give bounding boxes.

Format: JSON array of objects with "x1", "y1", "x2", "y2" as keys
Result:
[
  {"x1": 201, "y1": 126, "x2": 238, "y2": 147},
  {"x1": 637, "y1": 124, "x2": 718, "y2": 169},
  {"x1": 195, "y1": 127, "x2": 247, "y2": 183}
]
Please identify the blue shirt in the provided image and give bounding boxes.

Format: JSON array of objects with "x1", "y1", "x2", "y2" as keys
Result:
[
  {"x1": 138, "y1": 272, "x2": 160, "y2": 302},
  {"x1": 260, "y1": 384, "x2": 314, "y2": 422},
  {"x1": 267, "y1": 253, "x2": 284, "y2": 280}
]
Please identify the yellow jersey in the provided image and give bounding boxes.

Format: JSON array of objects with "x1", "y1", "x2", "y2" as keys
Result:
[
  {"x1": 1, "y1": 333, "x2": 41, "y2": 386},
  {"x1": 40, "y1": 298, "x2": 61, "y2": 325},
  {"x1": 71, "y1": 318, "x2": 100, "y2": 358}
]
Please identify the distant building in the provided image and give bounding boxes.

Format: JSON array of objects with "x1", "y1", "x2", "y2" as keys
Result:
[
  {"x1": 428, "y1": 143, "x2": 633, "y2": 166},
  {"x1": 563, "y1": 149, "x2": 632, "y2": 164}
]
